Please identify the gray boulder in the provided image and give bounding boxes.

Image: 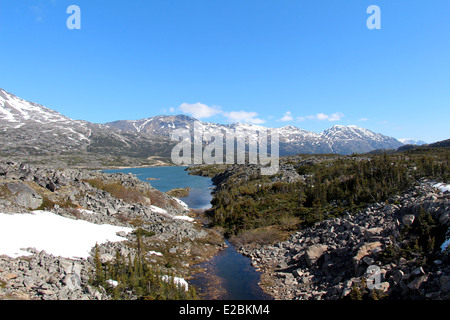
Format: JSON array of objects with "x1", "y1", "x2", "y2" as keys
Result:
[
  {"x1": 7, "y1": 182, "x2": 43, "y2": 209},
  {"x1": 305, "y1": 244, "x2": 328, "y2": 267}
]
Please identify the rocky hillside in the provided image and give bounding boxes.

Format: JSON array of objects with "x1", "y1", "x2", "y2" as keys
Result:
[
  {"x1": 237, "y1": 181, "x2": 450, "y2": 300},
  {"x1": 186, "y1": 148, "x2": 449, "y2": 300},
  {"x1": 0, "y1": 89, "x2": 175, "y2": 167},
  {"x1": 0, "y1": 161, "x2": 223, "y2": 300}
]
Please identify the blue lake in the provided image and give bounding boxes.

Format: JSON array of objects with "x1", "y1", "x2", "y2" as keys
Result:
[
  {"x1": 104, "y1": 165, "x2": 272, "y2": 300},
  {"x1": 104, "y1": 166, "x2": 213, "y2": 210}
]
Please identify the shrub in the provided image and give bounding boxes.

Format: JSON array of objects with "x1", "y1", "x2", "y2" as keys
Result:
[
  {"x1": 166, "y1": 187, "x2": 191, "y2": 198},
  {"x1": 36, "y1": 196, "x2": 57, "y2": 210},
  {"x1": 230, "y1": 228, "x2": 285, "y2": 247},
  {"x1": 84, "y1": 179, "x2": 149, "y2": 204}
]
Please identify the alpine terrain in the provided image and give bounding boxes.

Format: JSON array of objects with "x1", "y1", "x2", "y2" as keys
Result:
[
  {"x1": 107, "y1": 115, "x2": 403, "y2": 156},
  {"x1": 1, "y1": 88, "x2": 407, "y2": 164}
]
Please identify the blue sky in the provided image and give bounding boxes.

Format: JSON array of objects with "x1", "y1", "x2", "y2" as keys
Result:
[{"x1": 0, "y1": 0, "x2": 449, "y2": 143}]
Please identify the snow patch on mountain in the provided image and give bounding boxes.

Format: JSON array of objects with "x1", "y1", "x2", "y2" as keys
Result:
[{"x1": 106, "y1": 115, "x2": 403, "y2": 155}]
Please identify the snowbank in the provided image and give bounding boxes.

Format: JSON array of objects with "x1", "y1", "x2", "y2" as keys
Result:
[
  {"x1": 433, "y1": 183, "x2": 450, "y2": 193},
  {"x1": 161, "y1": 275, "x2": 189, "y2": 291},
  {"x1": 148, "y1": 251, "x2": 163, "y2": 256},
  {"x1": 106, "y1": 279, "x2": 119, "y2": 287},
  {"x1": 0, "y1": 211, "x2": 132, "y2": 259},
  {"x1": 174, "y1": 198, "x2": 189, "y2": 210},
  {"x1": 150, "y1": 205, "x2": 168, "y2": 214},
  {"x1": 173, "y1": 215, "x2": 195, "y2": 222},
  {"x1": 79, "y1": 209, "x2": 96, "y2": 215},
  {"x1": 149, "y1": 204, "x2": 194, "y2": 222}
]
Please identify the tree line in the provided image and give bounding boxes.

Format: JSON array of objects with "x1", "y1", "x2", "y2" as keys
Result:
[{"x1": 206, "y1": 150, "x2": 449, "y2": 235}]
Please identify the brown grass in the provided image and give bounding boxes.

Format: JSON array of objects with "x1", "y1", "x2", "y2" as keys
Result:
[
  {"x1": 84, "y1": 179, "x2": 149, "y2": 204},
  {"x1": 83, "y1": 178, "x2": 184, "y2": 212},
  {"x1": 278, "y1": 215, "x2": 301, "y2": 230},
  {"x1": 229, "y1": 227, "x2": 286, "y2": 248},
  {"x1": 0, "y1": 184, "x2": 12, "y2": 199},
  {"x1": 166, "y1": 187, "x2": 191, "y2": 198}
]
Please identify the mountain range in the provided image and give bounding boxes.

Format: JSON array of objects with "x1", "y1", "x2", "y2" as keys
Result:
[
  {"x1": 0, "y1": 88, "x2": 173, "y2": 160},
  {"x1": 0, "y1": 88, "x2": 416, "y2": 164},
  {"x1": 106, "y1": 115, "x2": 404, "y2": 155}
]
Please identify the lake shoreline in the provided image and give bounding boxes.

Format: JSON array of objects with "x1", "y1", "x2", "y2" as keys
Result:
[{"x1": 106, "y1": 165, "x2": 274, "y2": 300}]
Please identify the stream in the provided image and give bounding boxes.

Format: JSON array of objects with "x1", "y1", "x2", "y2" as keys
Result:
[{"x1": 104, "y1": 166, "x2": 272, "y2": 300}]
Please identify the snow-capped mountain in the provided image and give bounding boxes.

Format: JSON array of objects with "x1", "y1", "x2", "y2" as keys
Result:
[
  {"x1": 106, "y1": 116, "x2": 403, "y2": 155},
  {"x1": 319, "y1": 125, "x2": 403, "y2": 154},
  {"x1": 0, "y1": 88, "x2": 172, "y2": 157},
  {"x1": 399, "y1": 139, "x2": 427, "y2": 146},
  {"x1": 0, "y1": 87, "x2": 403, "y2": 158},
  {"x1": 0, "y1": 88, "x2": 92, "y2": 154}
]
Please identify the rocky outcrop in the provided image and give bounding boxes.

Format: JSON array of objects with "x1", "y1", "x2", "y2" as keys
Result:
[
  {"x1": 0, "y1": 250, "x2": 106, "y2": 300},
  {"x1": 0, "y1": 161, "x2": 187, "y2": 220},
  {"x1": 237, "y1": 181, "x2": 450, "y2": 300},
  {"x1": 0, "y1": 161, "x2": 218, "y2": 300},
  {"x1": 305, "y1": 244, "x2": 328, "y2": 267},
  {"x1": 6, "y1": 182, "x2": 43, "y2": 210},
  {"x1": 209, "y1": 163, "x2": 302, "y2": 193}
]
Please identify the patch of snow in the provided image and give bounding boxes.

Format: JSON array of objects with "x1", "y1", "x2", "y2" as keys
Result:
[
  {"x1": 106, "y1": 279, "x2": 119, "y2": 287},
  {"x1": 150, "y1": 205, "x2": 168, "y2": 214},
  {"x1": 137, "y1": 118, "x2": 154, "y2": 132},
  {"x1": 433, "y1": 183, "x2": 450, "y2": 193},
  {"x1": 66, "y1": 127, "x2": 89, "y2": 141},
  {"x1": 0, "y1": 211, "x2": 132, "y2": 259},
  {"x1": 161, "y1": 275, "x2": 189, "y2": 291},
  {"x1": 148, "y1": 251, "x2": 163, "y2": 256},
  {"x1": 173, "y1": 215, "x2": 195, "y2": 222},
  {"x1": 0, "y1": 105, "x2": 17, "y2": 122},
  {"x1": 79, "y1": 209, "x2": 97, "y2": 215},
  {"x1": 174, "y1": 198, "x2": 189, "y2": 210}
]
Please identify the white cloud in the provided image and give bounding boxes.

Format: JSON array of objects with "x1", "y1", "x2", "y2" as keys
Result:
[
  {"x1": 296, "y1": 115, "x2": 313, "y2": 122},
  {"x1": 316, "y1": 113, "x2": 330, "y2": 121},
  {"x1": 223, "y1": 111, "x2": 265, "y2": 124},
  {"x1": 177, "y1": 102, "x2": 266, "y2": 124},
  {"x1": 178, "y1": 102, "x2": 222, "y2": 119},
  {"x1": 30, "y1": 5, "x2": 45, "y2": 22},
  {"x1": 296, "y1": 112, "x2": 344, "y2": 122},
  {"x1": 357, "y1": 118, "x2": 369, "y2": 122},
  {"x1": 278, "y1": 111, "x2": 293, "y2": 122},
  {"x1": 325, "y1": 112, "x2": 344, "y2": 121}
]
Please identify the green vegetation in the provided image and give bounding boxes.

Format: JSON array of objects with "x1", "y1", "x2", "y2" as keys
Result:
[
  {"x1": 205, "y1": 150, "x2": 449, "y2": 236},
  {"x1": 90, "y1": 243, "x2": 198, "y2": 300},
  {"x1": 380, "y1": 207, "x2": 447, "y2": 267},
  {"x1": 166, "y1": 187, "x2": 191, "y2": 198},
  {"x1": 84, "y1": 178, "x2": 150, "y2": 204},
  {"x1": 187, "y1": 164, "x2": 230, "y2": 177},
  {"x1": 347, "y1": 278, "x2": 388, "y2": 300},
  {"x1": 230, "y1": 227, "x2": 288, "y2": 247},
  {"x1": 83, "y1": 178, "x2": 178, "y2": 208},
  {"x1": 36, "y1": 195, "x2": 78, "y2": 211}
]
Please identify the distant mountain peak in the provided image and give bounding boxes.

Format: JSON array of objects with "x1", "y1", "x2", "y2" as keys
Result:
[
  {"x1": 0, "y1": 88, "x2": 71, "y2": 125},
  {"x1": 0, "y1": 87, "x2": 405, "y2": 157},
  {"x1": 399, "y1": 139, "x2": 427, "y2": 146},
  {"x1": 280, "y1": 125, "x2": 300, "y2": 130},
  {"x1": 0, "y1": 88, "x2": 173, "y2": 157},
  {"x1": 106, "y1": 115, "x2": 403, "y2": 155}
]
